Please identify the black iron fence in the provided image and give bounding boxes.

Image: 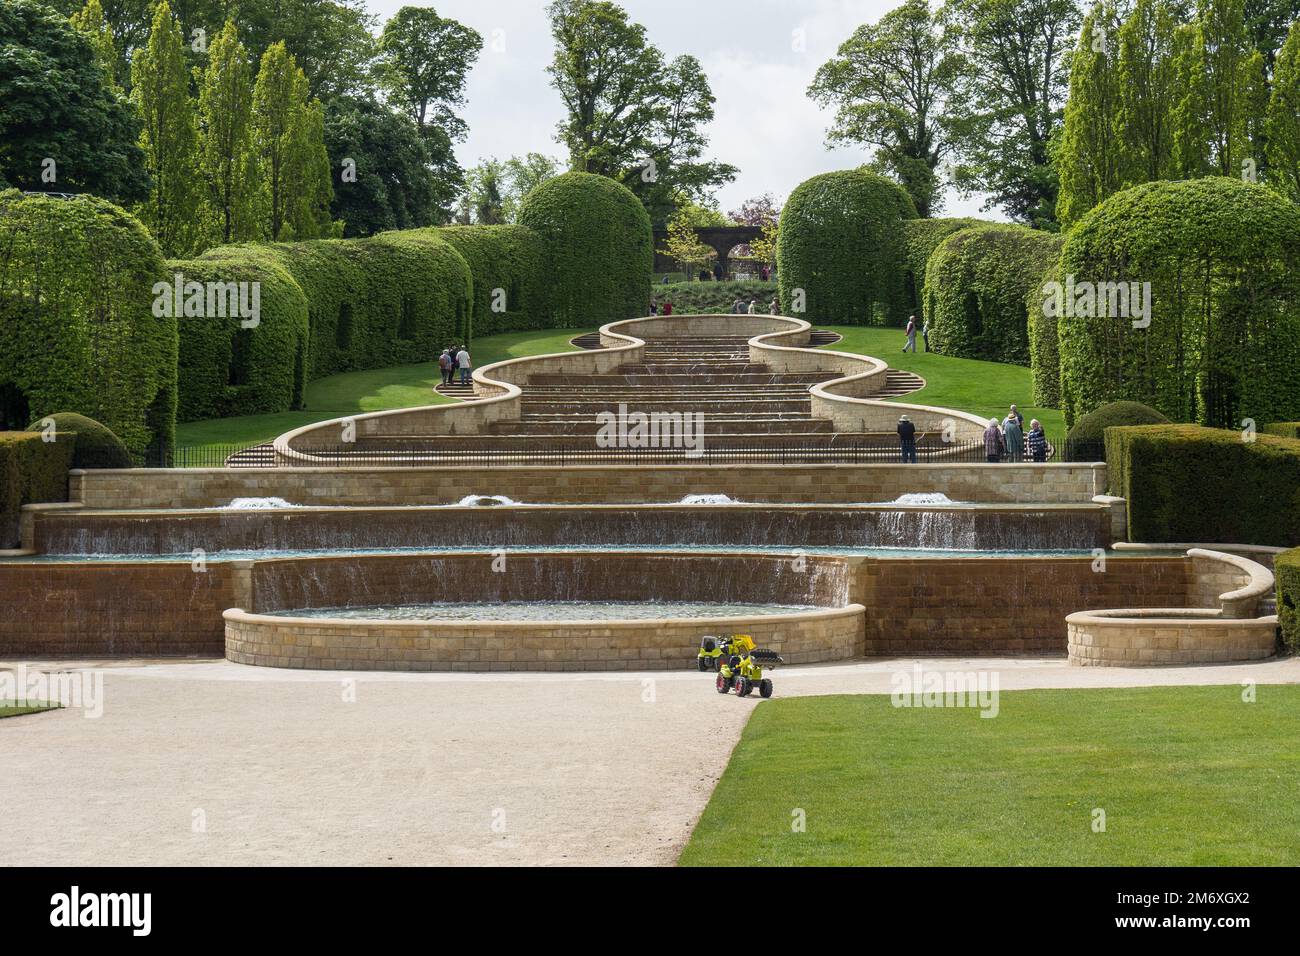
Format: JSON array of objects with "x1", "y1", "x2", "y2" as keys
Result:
[{"x1": 135, "y1": 438, "x2": 1106, "y2": 469}]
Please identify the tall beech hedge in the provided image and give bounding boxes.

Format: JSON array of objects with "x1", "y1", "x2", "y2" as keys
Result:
[
  {"x1": 1105, "y1": 424, "x2": 1300, "y2": 546},
  {"x1": 517, "y1": 172, "x2": 652, "y2": 327},
  {"x1": 435, "y1": 225, "x2": 546, "y2": 337},
  {"x1": 171, "y1": 251, "x2": 309, "y2": 422},
  {"x1": 901, "y1": 217, "x2": 983, "y2": 312},
  {"x1": 777, "y1": 170, "x2": 916, "y2": 326},
  {"x1": 1057, "y1": 178, "x2": 1300, "y2": 429},
  {"x1": 1276, "y1": 549, "x2": 1300, "y2": 653},
  {"x1": 922, "y1": 225, "x2": 1063, "y2": 365},
  {"x1": 0, "y1": 431, "x2": 73, "y2": 548},
  {"x1": 0, "y1": 191, "x2": 177, "y2": 455},
  {"x1": 1027, "y1": 260, "x2": 1063, "y2": 407}
]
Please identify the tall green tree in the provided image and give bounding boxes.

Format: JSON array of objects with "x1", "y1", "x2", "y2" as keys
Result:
[
  {"x1": 1116, "y1": 0, "x2": 1181, "y2": 183},
  {"x1": 1265, "y1": 18, "x2": 1300, "y2": 200},
  {"x1": 1057, "y1": 4, "x2": 1127, "y2": 228},
  {"x1": 545, "y1": 0, "x2": 736, "y2": 224},
  {"x1": 69, "y1": 0, "x2": 120, "y2": 91},
  {"x1": 0, "y1": 0, "x2": 147, "y2": 199},
  {"x1": 942, "y1": 0, "x2": 1080, "y2": 229},
  {"x1": 130, "y1": 0, "x2": 201, "y2": 256},
  {"x1": 1171, "y1": 22, "x2": 1212, "y2": 176},
  {"x1": 808, "y1": 0, "x2": 960, "y2": 217},
  {"x1": 501, "y1": 153, "x2": 560, "y2": 219},
  {"x1": 252, "y1": 41, "x2": 335, "y2": 240},
  {"x1": 1196, "y1": 0, "x2": 1262, "y2": 176},
  {"x1": 197, "y1": 19, "x2": 257, "y2": 246},
  {"x1": 464, "y1": 159, "x2": 507, "y2": 224},
  {"x1": 239, "y1": 0, "x2": 377, "y2": 101},
  {"x1": 378, "y1": 6, "x2": 482, "y2": 140}
]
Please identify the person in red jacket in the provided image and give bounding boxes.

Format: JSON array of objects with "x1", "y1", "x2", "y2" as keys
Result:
[{"x1": 662, "y1": 301, "x2": 673, "y2": 316}]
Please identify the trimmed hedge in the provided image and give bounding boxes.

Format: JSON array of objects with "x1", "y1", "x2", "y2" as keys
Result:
[
  {"x1": 1262, "y1": 423, "x2": 1300, "y2": 439},
  {"x1": 0, "y1": 431, "x2": 73, "y2": 548},
  {"x1": 1064, "y1": 401, "x2": 1169, "y2": 462},
  {"x1": 1276, "y1": 548, "x2": 1300, "y2": 653},
  {"x1": 0, "y1": 191, "x2": 176, "y2": 455},
  {"x1": 901, "y1": 217, "x2": 983, "y2": 311},
  {"x1": 434, "y1": 225, "x2": 546, "y2": 337},
  {"x1": 25, "y1": 412, "x2": 131, "y2": 468},
  {"x1": 517, "y1": 172, "x2": 653, "y2": 327},
  {"x1": 922, "y1": 225, "x2": 1063, "y2": 365},
  {"x1": 1105, "y1": 424, "x2": 1300, "y2": 546},
  {"x1": 651, "y1": 279, "x2": 776, "y2": 315},
  {"x1": 777, "y1": 170, "x2": 917, "y2": 326},
  {"x1": 1027, "y1": 259, "x2": 1063, "y2": 407},
  {"x1": 170, "y1": 251, "x2": 310, "y2": 422},
  {"x1": 1057, "y1": 178, "x2": 1300, "y2": 429}
]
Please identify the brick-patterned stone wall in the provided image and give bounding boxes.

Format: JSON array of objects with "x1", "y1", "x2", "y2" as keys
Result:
[
  {"x1": 70, "y1": 462, "x2": 1107, "y2": 510},
  {"x1": 0, "y1": 561, "x2": 239, "y2": 657},
  {"x1": 224, "y1": 605, "x2": 865, "y2": 672},
  {"x1": 1067, "y1": 612, "x2": 1278, "y2": 665},
  {"x1": 859, "y1": 556, "x2": 1190, "y2": 656}
]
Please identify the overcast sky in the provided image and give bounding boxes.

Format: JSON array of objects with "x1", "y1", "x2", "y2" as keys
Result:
[{"x1": 366, "y1": 0, "x2": 1000, "y2": 219}]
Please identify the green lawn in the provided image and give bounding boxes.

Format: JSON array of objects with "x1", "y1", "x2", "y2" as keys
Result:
[
  {"x1": 821, "y1": 325, "x2": 1065, "y2": 439},
  {"x1": 174, "y1": 327, "x2": 594, "y2": 451},
  {"x1": 680, "y1": 686, "x2": 1300, "y2": 866},
  {"x1": 0, "y1": 703, "x2": 59, "y2": 719}
]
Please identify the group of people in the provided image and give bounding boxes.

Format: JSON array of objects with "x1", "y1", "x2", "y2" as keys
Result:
[
  {"x1": 896, "y1": 404, "x2": 1048, "y2": 463},
  {"x1": 437, "y1": 345, "x2": 472, "y2": 386},
  {"x1": 731, "y1": 297, "x2": 779, "y2": 315},
  {"x1": 902, "y1": 314, "x2": 930, "y2": 353}
]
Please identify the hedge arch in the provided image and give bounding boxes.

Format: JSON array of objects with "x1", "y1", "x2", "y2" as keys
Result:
[
  {"x1": 517, "y1": 172, "x2": 652, "y2": 327},
  {"x1": 776, "y1": 170, "x2": 917, "y2": 326},
  {"x1": 171, "y1": 251, "x2": 309, "y2": 422},
  {"x1": 922, "y1": 225, "x2": 1063, "y2": 366},
  {"x1": 1056, "y1": 177, "x2": 1300, "y2": 428},
  {"x1": 901, "y1": 217, "x2": 984, "y2": 312},
  {"x1": 0, "y1": 191, "x2": 175, "y2": 455},
  {"x1": 435, "y1": 225, "x2": 546, "y2": 337}
]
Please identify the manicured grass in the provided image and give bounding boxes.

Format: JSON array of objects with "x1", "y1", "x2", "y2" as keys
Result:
[
  {"x1": 680, "y1": 686, "x2": 1300, "y2": 866},
  {"x1": 821, "y1": 325, "x2": 1065, "y2": 439},
  {"x1": 0, "y1": 703, "x2": 59, "y2": 719},
  {"x1": 174, "y1": 327, "x2": 594, "y2": 451}
]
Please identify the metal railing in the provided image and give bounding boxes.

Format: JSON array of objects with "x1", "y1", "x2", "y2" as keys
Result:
[{"x1": 135, "y1": 438, "x2": 1102, "y2": 469}]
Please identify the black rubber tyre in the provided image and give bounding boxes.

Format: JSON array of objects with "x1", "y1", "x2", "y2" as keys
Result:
[
  {"x1": 736, "y1": 676, "x2": 752, "y2": 697},
  {"x1": 697, "y1": 657, "x2": 708, "y2": 672},
  {"x1": 716, "y1": 673, "x2": 731, "y2": 694},
  {"x1": 759, "y1": 679, "x2": 773, "y2": 699}
]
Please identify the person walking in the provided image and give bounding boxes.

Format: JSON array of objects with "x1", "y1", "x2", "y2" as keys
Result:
[
  {"x1": 1002, "y1": 411, "x2": 1024, "y2": 463},
  {"x1": 438, "y1": 348, "x2": 452, "y2": 386},
  {"x1": 1027, "y1": 419, "x2": 1048, "y2": 462},
  {"x1": 649, "y1": 300, "x2": 658, "y2": 315},
  {"x1": 663, "y1": 301, "x2": 673, "y2": 316},
  {"x1": 922, "y1": 319, "x2": 931, "y2": 352},
  {"x1": 456, "y1": 345, "x2": 472, "y2": 385},
  {"x1": 897, "y1": 414, "x2": 918, "y2": 463},
  {"x1": 747, "y1": 299, "x2": 758, "y2": 314},
  {"x1": 983, "y1": 417, "x2": 1004, "y2": 462},
  {"x1": 733, "y1": 298, "x2": 745, "y2": 314},
  {"x1": 446, "y1": 346, "x2": 459, "y2": 384},
  {"x1": 903, "y1": 315, "x2": 918, "y2": 353},
  {"x1": 769, "y1": 298, "x2": 779, "y2": 315}
]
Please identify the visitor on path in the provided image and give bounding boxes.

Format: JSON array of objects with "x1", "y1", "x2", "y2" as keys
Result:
[
  {"x1": 904, "y1": 315, "x2": 917, "y2": 353},
  {"x1": 1027, "y1": 420, "x2": 1048, "y2": 462},
  {"x1": 922, "y1": 319, "x2": 931, "y2": 352},
  {"x1": 457, "y1": 347, "x2": 472, "y2": 385},
  {"x1": 1002, "y1": 412, "x2": 1024, "y2": 463},
  {"x1": 897, "y1": 414, "x2": 918, "y2": 463},
  {"x1": 649, "y1": 300, "x2": 658, "y2": 315},
  {"x1": 1008, "y1": 404, "x2": 1024, "y2": 428},
  {"x1": 663, "y1": 301, "x2": 673, "y2": 316},
  {"x1": 733, "y1": 298, "x2": 745, "y2": 314},
  {"x1": 983, "y1": 418, "x2": 1004, "y2": 462},
  {"x1": 747, "y1": 299, "x2": 758, "y2": 314},
  {"x1": 769, "y1": 298, "x2": 779, "y2": 315},
  {"x1": 447, "y1": 346, "x2": 459, "y2": 383},
  {"x1": 438, "y1": 348, "x2": 453, "y2": 386}
]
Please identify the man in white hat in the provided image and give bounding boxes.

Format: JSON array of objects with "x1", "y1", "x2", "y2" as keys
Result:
[{"x1": 897, "y1": 414, "x2": 917, "y2": 463}]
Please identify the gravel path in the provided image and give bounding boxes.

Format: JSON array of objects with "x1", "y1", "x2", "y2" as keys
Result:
[{"x1": 3, "y1": 655, "x2": 1297, "y2": 866}]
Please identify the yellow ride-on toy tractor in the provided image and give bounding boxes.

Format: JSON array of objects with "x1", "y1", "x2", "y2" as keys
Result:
[
  {"x1": 715, "y1": 643, "x2": 783, "y2": 699},
  {"x1": 697, "y1": 634, "x2": 753, "y2": 672}
]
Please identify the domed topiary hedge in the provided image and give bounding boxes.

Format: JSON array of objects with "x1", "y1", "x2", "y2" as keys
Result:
[
  {"x1": 901, "y1": 217, "x2": 983, "y2": 311},
  {"x1": 922, "y1": 225, "x2": 1063, "y2": 365},
  {"x1": 169, "y1": 250, "x2": 310, "y2": 423},
  {"x1": 517, "y1": 172, "x2": 652, "y2": 327},
  {"x1": 26, "y1": 412, "x2": 132, "y2": 469},
  {"x1": 435, "y1": 225, "x2": 546, "y2": 337},
  {"x1": 1064, "y1": 400, "x2": 1170, "y2": 461},
  {"x1": 1056, "y1": 177, "x2": 1300, "y2": 429},
  {"x1": 777, "y1": 170, "x2": 917, "y2": 326},
  {"x1": 0, "y1": 191, "x2": 176, "y2": 455}
]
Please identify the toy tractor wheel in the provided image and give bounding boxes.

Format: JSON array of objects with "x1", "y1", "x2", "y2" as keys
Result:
[
  {"x1": 759, "y1": 679, "x2": 773, "y2": 699},
  {"x1": 697, "y1": 657, "x2": 709, "y2": 672},
  {"x1": 736, "y1": 676, "x2": 752, "y2": 697},
  {"x1": 715, "y1": 673, "x2": 731, "y2": 694}
]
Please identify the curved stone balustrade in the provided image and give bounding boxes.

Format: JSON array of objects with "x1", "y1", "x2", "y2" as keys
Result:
[{"x1": 272, "y1": 312, "x2": 986, "y2": 464}]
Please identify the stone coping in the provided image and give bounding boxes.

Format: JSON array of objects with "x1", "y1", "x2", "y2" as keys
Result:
[
  {"x1": 1185, "y1": 547, "x2": 1275, "y2": 607},
  {"x1": 270, "y1": 313, "x2": 988, "y2": 464},
  {"x1": 1066, "y1": 607, "x2": 1278, "y2": 625}
]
